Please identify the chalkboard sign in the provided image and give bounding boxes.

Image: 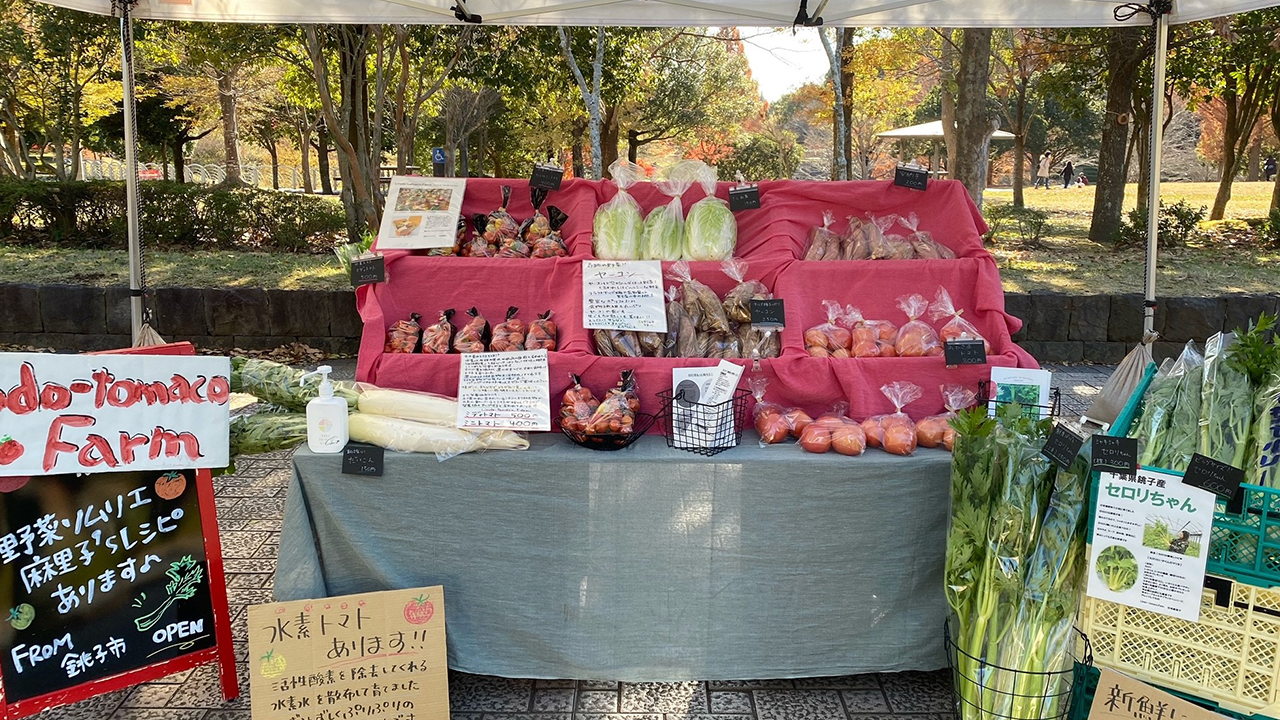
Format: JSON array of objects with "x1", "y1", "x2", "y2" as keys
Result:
[
  {"x1": 530, "y1": 163, "x2": 565, "y2": 191},
  {"x1": 0, "y1": 467, "x2": 236, "y2": 717},
  {"x1": 1091, "y1": 435, "x2": 1138, "y2": 475},
  {"x1": 349, "y1": 255, "x2": 386, "y2": 287},
  {"x1": 944, "y1": 339, "x2": 987, "y2": 366},
  {"x1": 728, "y1": 185, "x2": 761, "y2": 211},
  {"x1": 749, "y1": 299, "x2": 785, "y2": 328},
  {"x1": 1184, "y1": 453, "x2": 1245, "y2": 501},
  {"x1": 1040, "y1": 423, "x2": 1086, "y2": 469},
  {"x1": 342, "y1": 442, "x2": 384, "y2": 477},
  {"x1": 894, "y1": 165, "x2": 929, "y2": 191}
]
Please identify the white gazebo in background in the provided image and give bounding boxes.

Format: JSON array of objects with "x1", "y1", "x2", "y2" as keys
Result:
[{"x1": 877, "y1": 120, "x2": 1015, "y2": 178}]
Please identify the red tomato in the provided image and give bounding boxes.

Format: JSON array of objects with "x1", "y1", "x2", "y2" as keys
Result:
[
  {"x1": 403, "y1": 594, "x2": 435, "y2": 624},
  {"x1": 0, "y1": 437, "x2": 22, "y2": 466}
]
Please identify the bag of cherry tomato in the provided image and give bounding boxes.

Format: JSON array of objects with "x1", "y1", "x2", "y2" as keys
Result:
[
  {"x1": 453, "y1": 307, "x2": 489, "y2": 353},
  {"x1": 804, "y1": 300, "x2": 852, "y2": 358},
  {"x1": 860, "y1": 382, "x2": 923, "y2": 456},
  {"x1": 485, "y1": 185, "x2": 525, "y2": 257},
  {"x1": 463, "y1": 214, "x2": 496, "y2": 257},
  {"x1": 585, "y1": 371, "x2": 639, "y2": 435},
  {"x1": 531, "y1": 206, "x2": 570, "y2": 258},
  {"x1": 929, "y1": 287, "x2": 990, "y2": 353},
  {"x1": 521, "y1": 187, "x2": 552, "y2": 245},
  {"x1": 560, "y1": 374, "x2": 600, "y2": 433},
  {"x1": 385, "y1": 312, "x2": 422, "y2": 353},
  {"x1": 421, "y1": 309, "x2": 455, "y2": 354},
  {"x1": 490, "y1": 306, "x2": 526, "y2": 352},
  {"x1": 917, "y1": 383, "x2": 976, "y2": 451},
  {"x1": 525, "y1": 310, "x2": 558, "y2": 351}
]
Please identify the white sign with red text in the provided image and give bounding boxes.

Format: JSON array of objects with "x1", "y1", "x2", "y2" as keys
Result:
[{"x1": 0, "y1": 353, "x2": 231, "y2": 476}]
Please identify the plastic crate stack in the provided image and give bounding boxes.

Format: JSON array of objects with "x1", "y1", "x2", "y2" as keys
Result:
[{"x1": 1074, "y1": 364, "x2": 1280, "y2": 720}]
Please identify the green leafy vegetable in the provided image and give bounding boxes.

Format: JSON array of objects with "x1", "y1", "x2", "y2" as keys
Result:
[
  {"x1": 231, "y1": 357, "x2": 357, "y2": 413},
  {"x1": 230, "y1": 412, "x2": 309, "y2": 457},
  {"x1": 1201, "y1": 332, "x2": 1255, "y2": 468}
]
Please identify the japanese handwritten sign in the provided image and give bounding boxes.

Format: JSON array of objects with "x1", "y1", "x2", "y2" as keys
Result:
[
  {"x1": 0, "y1": 353, "x2": 230, "y2": 477},
  {"x1": 1089, "y1": 668, "x2": 1229, "y2": 720},
  {"x1": 247, "y1": 587, "x2": 449, "y2": 720},
  {"x1": 0, "y1": 469, "x2": 222, "y2": 706},
  {"x1": 457, "y1": 350, "x2": 551, "y2": 432},
  {"x1": 582, "y1": 260, "x2": 667, "y2": 332},
  {"x1": 1088, "y1": 469, "x2": 1215, "y2": 622}
]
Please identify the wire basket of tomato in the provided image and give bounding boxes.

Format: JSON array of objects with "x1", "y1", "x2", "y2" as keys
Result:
[{"x1": 560, "y1": 413, "x2": 657, "y2": 451}]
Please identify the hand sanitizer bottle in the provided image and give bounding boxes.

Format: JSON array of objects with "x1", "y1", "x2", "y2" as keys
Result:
[{"x1": 300, "y1": 365, "x2": 348, "y2": 454}]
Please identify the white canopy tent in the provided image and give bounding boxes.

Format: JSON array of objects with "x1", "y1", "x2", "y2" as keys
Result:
[
  {"x1": 30, "y1": 0, "x2": 1279, "y2": 342},
  {"x1": 878, "y1": 120, "x2": 1013, "y2": 177}
]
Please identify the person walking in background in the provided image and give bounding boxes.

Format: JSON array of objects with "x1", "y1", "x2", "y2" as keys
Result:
[
  {"x1": 1035, "y1": 151, "x2": 1052, "y2": 189},
  {"x1": 1266, "y1": 156, "x2": 1277, "y2": 182},
  {"x1": 1062, "y1": 160, "x2": 1075, "y2": 188}
]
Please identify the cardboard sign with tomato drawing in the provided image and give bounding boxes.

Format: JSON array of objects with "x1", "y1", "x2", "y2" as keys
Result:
[
  {"x1": 247, "y1": 587, "x2": 448, "y2": 720},
  {"x1": 0, "y1": 352, "x2": 231, "y2": 477}
]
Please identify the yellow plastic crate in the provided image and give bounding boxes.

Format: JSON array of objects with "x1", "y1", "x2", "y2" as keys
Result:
[{"x1": 1081, "y1": 581, "x2": 1280, "y2": 718}]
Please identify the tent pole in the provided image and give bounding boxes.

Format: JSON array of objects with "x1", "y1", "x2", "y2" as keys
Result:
[
  {"x1": 118, "y1": 1, "x2": 143, "y2": 343},
  {"x1": 1143, "y1": 7, "x2": 1169, "y2": 336}
]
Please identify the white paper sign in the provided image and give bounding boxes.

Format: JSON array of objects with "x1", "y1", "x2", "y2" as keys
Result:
[
  {"x1": 375, "y1": 176, "x2": 466, "y2": 250},
  {"x1": 457, "y1": 350, "x2": 551, "y2": 431},
  {"x1": 1087, "y1": 468, "x2": 1215, "y2": 622},
  {"x1": 0, "y1": 353, "x2": 231, "y2": 476},
  {"x1": 670, "y1": 361, "x2": 744, "y2": 450},
  {"x1": 582, "y1": 260, "x2": 667, "y2": 332},
  {"x1": 988, "y1": 367, "x2": 1053, "y2": 419}
]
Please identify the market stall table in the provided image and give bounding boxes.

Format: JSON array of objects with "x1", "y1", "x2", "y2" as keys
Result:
[{"x1": 276, "y1": 433, "x2": 952, "y2": 681}]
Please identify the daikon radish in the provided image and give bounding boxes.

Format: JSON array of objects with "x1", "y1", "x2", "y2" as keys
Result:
[
  {"x1": 348, "y1": 414, "x2": 528, "y2": 455},
  {"x1": 357, "y1": 388, "x2": 458, "y2": 427}
]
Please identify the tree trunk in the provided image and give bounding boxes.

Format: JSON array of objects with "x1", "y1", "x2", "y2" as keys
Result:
[
  {"x1": 460, "y1": 134, "x2": 470, "y2": 177},
  {"x1": 172, "y1": 139, "x2": 186, "y2": 183},
  {"x1": 939, "y1": 28, "x2": 958, "y2": 176},
  {"x1": 1272, "y1": 102, "x2": 1280, "y2": 211},
  {"x1": 1136, "y1": 119, "x2": 1150, "y2": 213},
  {"x1": 601, "y1": 105, "x2": 620, "y2": 176},
  {"x1": 627, "y1": 129, "x2": 640, "y2": 163},
  {"x1": 1089, "y1": 27, "x2": 1143, "y2": 245},
  {"x1": 268, "y1": 143, "x2": 279, "y2": 189},
  {"x1": 818, "y1": 28, "x2": 847, "y2": 181},
  {"x1": 953, "y1": 28, "x2": 993, "y2": 206},
  {"x1": 840, "y1": 28, "x2": 855, "y2": 178},
  {"x1": 1212, "y1": 143, "x2": 1239, "y2": 221},
  {"x1": 571, "y1": 136, "x2": 584, "y2": 178},
  {"x1": 299, "y1": 125, "x2": 314, "y2": 193},
  {"x1": 161, "y1": 140, "x2": 169, "y2": 181},
  {"x1": 1248, "y1": 134, "x2": 1261, "y2": 181},
  {"x1": 217, "y1": 71, "x2": 244, "y2": 186},
  {"x1": 1012, "y1": 88, "x2": 1027, "y2": 208},
  {"x1": 316, "y1": 124, "x2": 333, "y2": 194}
]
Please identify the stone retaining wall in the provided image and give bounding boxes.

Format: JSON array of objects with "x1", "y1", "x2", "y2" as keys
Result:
[{"x1": 2, "y1": 284, "x2": 1276, "y2": 363}]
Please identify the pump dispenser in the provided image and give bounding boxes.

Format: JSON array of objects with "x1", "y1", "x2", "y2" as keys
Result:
[{"x1": 300, "y1": 365, "x2": 349, "y2": 453}]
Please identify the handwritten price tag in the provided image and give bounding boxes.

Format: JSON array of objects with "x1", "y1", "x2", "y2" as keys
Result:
[{"x1": 457, "y1": 350, "x2": 551, "y2": 432}]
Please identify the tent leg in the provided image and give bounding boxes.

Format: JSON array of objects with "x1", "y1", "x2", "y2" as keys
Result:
[
  {"x1": 119, "y1": 2, "x2": 144, "y2": 343},
  {"x1": 1144, "y1": 8, "x2": 1169, "y2": 336}
]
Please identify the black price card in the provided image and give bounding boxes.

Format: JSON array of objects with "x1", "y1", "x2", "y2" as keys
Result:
[
  {"x1": 1091, "y1": 435, "x2": 1139, "y2": 474},
  {"x1": 749, "y1": 299, "x2": 785, "y2": 328},
  {"x1": 894, "y1": 165, "x2": 929, "y2": 191},
  {"x1": 1184, "y1": 452, "x2": 1244, "y2": 501},
  {"x1": 729, "y1": 184, "x2": 761, "y2": 210},
  {"x1": 944, "y1": 339, "x2": 987, "y2": 366},
  {"x1": 350, "y1": 255, "x2": 386, "y2": 287},
  {"x1": 530, "y1": 163, "x2": 565, "y2": 190},
  {"x1": 1040, "y1": 423, "x2": 1086, "y2": 469},
  {"x1": 342, "y1": 442, "x2": 385, "y2": 477}
]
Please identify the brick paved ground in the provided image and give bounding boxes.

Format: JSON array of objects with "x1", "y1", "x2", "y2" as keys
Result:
[{"x1": 33, "y1": 363, "x2": 1116, "y2": 720}]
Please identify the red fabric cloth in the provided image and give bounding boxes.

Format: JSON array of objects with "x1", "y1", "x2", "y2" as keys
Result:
[{"x1": 357, "y1": 178, "x2": 1035, "y2": 429}]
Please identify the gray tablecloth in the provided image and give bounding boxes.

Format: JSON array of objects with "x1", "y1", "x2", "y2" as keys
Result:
[{"x1": 277, "y1": 434, "x2": 952, "y2": 681}]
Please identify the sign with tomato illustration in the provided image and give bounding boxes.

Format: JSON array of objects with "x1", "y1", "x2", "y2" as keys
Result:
[
  {"x1": 248, "y1": 586, "x2": 449, "y2": 720},
  {"x1": 0, "y1": 353, "x2": 231, "y2": 477}
]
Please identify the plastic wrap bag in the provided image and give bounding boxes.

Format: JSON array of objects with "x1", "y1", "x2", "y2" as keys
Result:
[
  {"x1": 349, "y1": 413, "x2": 528, "y2": 460},
  {"x1": 230, "y1": 357, "x2": 358, "y2": 412},
  {"x1": 490, "y1": 306, "x2": 526, "y2": 352},
  {"x1": 386, "y1": 312, "x2": 422, "y2": 353},
  {"x1": 643, "y1": 169, "x2": 692, "y2": 261},
  {"x1": 930, "y1": 287, "x2": 990, "y2": 352},
  {"x1": 804, "y1": 300, "x2": 852, "y2": 358},
  {"x1": 594, "y1": 159, "x2": 644, "y2": 259},
  {"x1": 520, "y1": 186, "x2": 552, "y2": 246},
  {"x1": 721, "y1": 258, "x2": 768, "y2": 324},
  {"x1": 895, "y1": 293, "x2": 942, "y2": 357},
  {"x1": 638, "y1": 331, "x2": 666, "y2": 358},
  {"x1": 879, "y1": 214, "x2": 917, "y2": 260},
  {"x1": 862, "y1": 382, "x2": 923, "y2": 455},
  {"x1": 846, "y1": 306, "x2": 898, "y2": 358},
  {"x1": 525, "y1": 310, "x2": 558, "y2": 351},
  {"x1": 866, "y1": 215, "x2": 894, "y2": 259},
  {"x1": 750, "y1": 376, "x2": 791, "y2": 444},
  {"x1": 738, "y1": 321, "x2": 780, "y2": 360},
  {"x1": 917, "y1": 384, "x2": 976, "y2": 451},
  {"x1": 842, "y1": 216, "x2": 869, "y2": 260},
  {"x1": 800, "y1": 403, "x2": 865, "y2": 455},
  {"x1": 560, "y1": 374, "x2": 599, "y2": 433},
  {"x1": 464, "y1": 214, "x2": 496, "y2": 257},
  {"x1": 584, "y1": 371, "x2": 639, "y2": 435},
  {"x1": 899, "y1": 212, "x2": 956, "y2": 259},
  {"x1": 667, "y1": 260, "x2": 730, "y2": 335},
  {"x1": 683, "y1": 161, "x2": 736, "y2": 260},
  {"x1": 421, "y1": 309, "x2": 455, "y2": 354},
  {"x1": 531, "y1": 206, "x2": 570, "y2": 259},
  {"x1": 664, "y1": 286, "x2": 700, "y2": 358},
  {"x1": 487, "y1": 186, "x2": 528, "y2": 257},
  {"x1": 707, "y1": 331, "x2": 742, "y2": 359},
  {"x1": 453, "y1": 307, "x2": 489, "y2": 353},
  {"x1": 805, "y1": 211, "x2": 841, "y2": 261},
  {"x1": 594, "y1": 329, "x2": 642, "y2": 357}
]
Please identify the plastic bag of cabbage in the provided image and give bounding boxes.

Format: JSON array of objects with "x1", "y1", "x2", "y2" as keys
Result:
[
  {"x1": 593, "y1": 159, "x2": 645, "y2": 259},
  {"x1": 683, "y1": 161, "x2": 737, "y2": 261},
  {"x1": 642, "y1": 166, "x2": 693, "y2": 261}
]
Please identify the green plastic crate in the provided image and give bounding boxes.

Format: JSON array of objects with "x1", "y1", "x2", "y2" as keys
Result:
[{"x1": 1069, "y1": 663, "x2": 1278, "y2": 720}]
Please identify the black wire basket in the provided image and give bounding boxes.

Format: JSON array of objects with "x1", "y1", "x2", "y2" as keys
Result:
[
  {"x1": 944, "y1": 618, "x2": 1092, "y2": 720},
  {"x1": 978, "y1": 381, "x2": 1063, "y2": 419},
  {"x1": 656, "y1": 388, "x2": 750, "y2": 457},
  {"x1": 560, "y1": 413, "x2": 656, "y2": 451}
]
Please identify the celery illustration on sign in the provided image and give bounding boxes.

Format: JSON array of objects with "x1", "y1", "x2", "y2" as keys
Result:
[{"x1": 134, "y1": 556, "x2": 203, "y2": 632}]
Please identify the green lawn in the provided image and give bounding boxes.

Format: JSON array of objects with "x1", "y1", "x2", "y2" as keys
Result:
[
  {"x1": 989, "y1": 181, "x2": 1280, "y2": 296},
  {"x1": 0, "y1": 181, "x2": 1276, "y2": 296}
]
